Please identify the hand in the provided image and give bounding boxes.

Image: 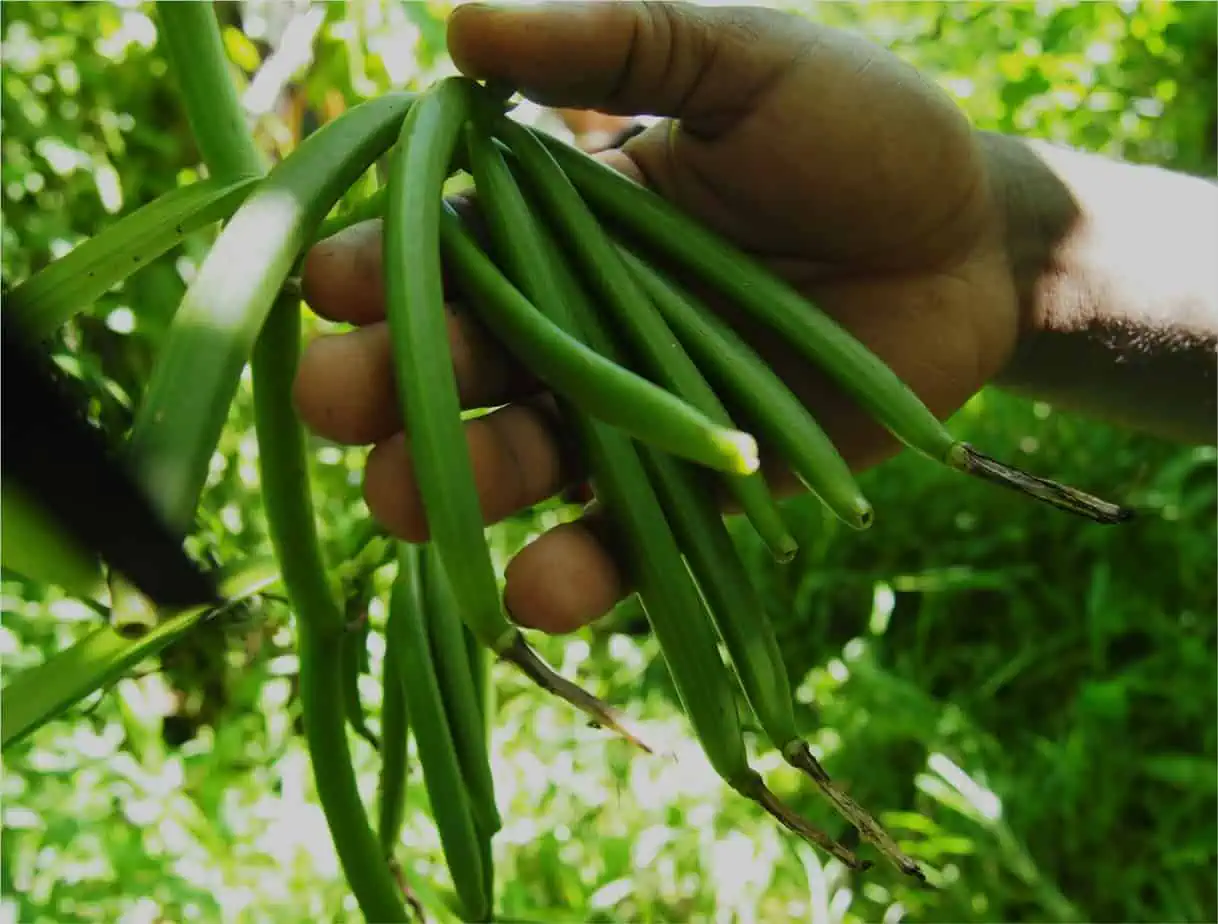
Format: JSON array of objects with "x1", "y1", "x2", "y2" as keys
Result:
[{"x1": 293, "y1": 1, "x2": 1020, "y2": 634}]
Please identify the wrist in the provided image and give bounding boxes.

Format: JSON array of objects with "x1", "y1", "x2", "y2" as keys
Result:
[
  {"x1": 976, "y1": 131, "x2": 1218, "y2": 444},
  {"x1": 976, "y1": 131, "x2": 1080, "y2": 390}
]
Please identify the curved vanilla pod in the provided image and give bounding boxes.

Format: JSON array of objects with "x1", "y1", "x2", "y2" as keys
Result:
[
  {"x1": 382, "y1": 77, "x2": 654, "y2": 753},
  {"x1": 489, "y1": 113, "x2": 797, "y2": 561}
]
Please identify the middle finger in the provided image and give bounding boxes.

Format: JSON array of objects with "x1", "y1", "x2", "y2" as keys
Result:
[
  {"x1": 294, "y1": 307, "x2": 542, "y2": 446},
  {"x1": 363, "y1": 397, "x2": 581, "y2": 542}
]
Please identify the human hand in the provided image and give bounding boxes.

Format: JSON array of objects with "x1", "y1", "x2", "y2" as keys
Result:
[{"x1": 293, "y1": 1, "x2": 1020, "y2": 634}]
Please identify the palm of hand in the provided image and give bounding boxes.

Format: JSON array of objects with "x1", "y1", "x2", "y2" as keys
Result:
[{"x1": 605, "y1": 20, "x2": 1019, "y2": 475}]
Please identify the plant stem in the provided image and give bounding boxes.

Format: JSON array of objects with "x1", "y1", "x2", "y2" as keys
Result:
[
  {"x1": 252, "y1": 294, "x2": 409, "y2": 921},
  {"x1": 948, "y1": 444, "x2": 1134, "y2": 524},
  {"x1": 155, "y1": 1, "x2": 265, "y2": 179}
]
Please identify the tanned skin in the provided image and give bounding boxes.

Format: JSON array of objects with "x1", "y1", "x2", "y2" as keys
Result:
[{"x1": 292, "y1": 3, "x2": 1218, "y2": 635}]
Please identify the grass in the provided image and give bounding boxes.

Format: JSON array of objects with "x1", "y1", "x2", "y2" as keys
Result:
[
  {"x1": 722, "y1": 388, "x2": 1218, "y2": 923},
  {"x1": 3, "y1": 383, "x2": 1213, "y2": 924}
]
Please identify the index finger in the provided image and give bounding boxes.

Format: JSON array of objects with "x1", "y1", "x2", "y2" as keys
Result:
[
  {"x1": 302, "y1": 218, "x2": 388, "y2": 326},
  {"x1": 302, "y1": 194, "x2": 489, "y2": 326},
  {"x1": 301, "y1": 148, "x2": 644, "y2": 328}
]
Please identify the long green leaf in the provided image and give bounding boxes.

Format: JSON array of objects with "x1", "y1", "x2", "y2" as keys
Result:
[
  {"x1": 4, "y1": 175, "x2": 261, "y2": 339},
  {"x1": 126, "y1": 92, "x2": 413, "y2": 534},
  {"x1": 156, "y1": 1, "x2": 266, "y2": 180},
  {"x1": 1, "y1": 558, "x2": 280, "y2": 751}
]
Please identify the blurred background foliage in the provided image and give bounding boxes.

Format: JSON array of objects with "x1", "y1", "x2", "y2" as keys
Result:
[{"x1": 1, "y1": 1, "x2": 1215, "y2": 923}]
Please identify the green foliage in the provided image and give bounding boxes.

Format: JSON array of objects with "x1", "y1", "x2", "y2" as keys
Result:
[
  {"x1": 809, "y1": 0, "x2": 1216, "y2": 175},
  {"x1": 2, "y1": 557, "x2": 281, "y2": 751},
  {"x1": 2, "y1": 2, "x2": 1214, "y2": 923}
]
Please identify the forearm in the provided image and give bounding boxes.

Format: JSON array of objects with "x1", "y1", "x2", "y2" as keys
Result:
[{"x1": 982, "y1": 131, "x2": 1218, "y2": 445}]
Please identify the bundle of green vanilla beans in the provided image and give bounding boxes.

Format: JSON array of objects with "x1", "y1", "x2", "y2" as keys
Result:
[
  {"x1": 370, "y1": 75, "x2": 1133, "y2": 908},
  {"x1": 5, "y1": 65, "x2": 1133, "y2": 922}
]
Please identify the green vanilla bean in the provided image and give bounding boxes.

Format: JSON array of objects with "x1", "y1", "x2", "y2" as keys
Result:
[
  {"x1": 388, "y1": 543, "x2": 491, "y2": 923},
  {"x1": 382, "y1": 77, "x2": 654, "y2": 753},
  {"x1": 125, "y1": 89, "x2": 412, "y2": 531},
  {"x1": 465, "y1": 110, "x2": 865, "y2": 868},
  {"x1": 252, "y1": 294, "x2": 410, "y2": 921},
  {"x1": 436, "y1": 205, "x2": 758, "y2": 475},
  {"x1": 640, "y1": 449, "x2": 923, "y2": 880},
  {"x1": 423, "y1": 548, "x2": 500, "y2": 906},
  {"x1": 464, "y1": 622, "x2": 489, "y2": 726},
  {"x1": 617, "y1": 247, "x2": 873, "y2": 531},
  {"x1": 377, "y1": 636, "x2": 410, "y2": 859},
  {"x1": 488, "y1": 112, "x2": 796, "y2": 561},
  {"x1": 421, "y1": 543, "x2": 502, "y2": 838},
  {"x1": 157, "y1": 1, "x2": 267, "y2": 178},
  {"x1": 126, "y1": 91, "x2": 414, "y2": 535}
]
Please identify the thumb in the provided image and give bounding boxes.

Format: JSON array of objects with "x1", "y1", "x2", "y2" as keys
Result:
[{"x1": 446, "y1": 1, "x2": 807, "y2": 136}]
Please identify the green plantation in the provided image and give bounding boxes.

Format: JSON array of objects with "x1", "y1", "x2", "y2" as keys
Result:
[{"x1": 2, "y1": 2, "x2": 1215, "y2": 923}]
